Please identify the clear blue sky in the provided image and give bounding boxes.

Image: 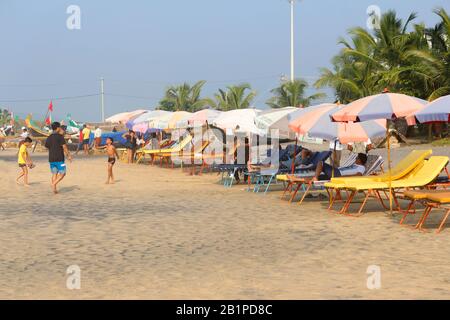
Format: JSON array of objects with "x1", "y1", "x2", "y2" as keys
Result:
[{"x1": 0, "y1": 0, "x2": 448, "y2": 121}]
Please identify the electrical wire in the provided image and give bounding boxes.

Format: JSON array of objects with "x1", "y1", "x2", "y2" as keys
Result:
[{"x1": 0, "y1": 94, "x2": 100, "y2": 103}]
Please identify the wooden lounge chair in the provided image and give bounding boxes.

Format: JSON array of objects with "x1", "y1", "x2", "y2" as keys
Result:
[
  {"x1": 332, "y1": 156, "x2": 449, "y2": 216},
  {"x1": 135, "y1": 136, "x2": 192, "y2": 166},
  {"x1": 175, "y1": 140, "x2": 211, "y2": 174},
  {"x1": 276, "y1": 151, "x2": 332, "y2": 200},
  {"x1": 326, "y1": 149, "x2": 432, "y2": 188},
  {"x1": 152, "y1": 135, "x2": 194, "y2": 168},
  {"x1": 325, "y1": 150, "x2": 432, "y2": 210},
  {"x1": 417, "y1": 192, "x2": 450, "y2": 233},
  {"x1": 402, "y1": 190, "x2": 450, "y2": 226},
  {"x1": 284, "y1": 154, "x2": 385, "y2": 204}
]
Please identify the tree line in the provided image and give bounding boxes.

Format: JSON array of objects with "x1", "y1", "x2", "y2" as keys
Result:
[{"x1": 157, "y1": 8, "x2": 449, "y2": 112}]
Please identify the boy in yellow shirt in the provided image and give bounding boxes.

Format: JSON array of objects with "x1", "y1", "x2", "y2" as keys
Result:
[
  {"x1": 81, "y1": 124, "x2": 91, "y2": 155},
  {"x1": 17, "y1": 137, "x2": 34, "y2": 186}
]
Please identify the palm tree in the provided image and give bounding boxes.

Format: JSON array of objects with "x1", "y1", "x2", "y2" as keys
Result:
[
  {"x1": 267, "y1": 79, "x2": 325, "y2": 108},
  {"x1": 315, "y1": 10, "x2": 436, "y2": 102},
  {"x1": 158, "y1": 80, "x2": 214, "y2": 112},
  {"x1": 0, "y1": 109, "x2": 11, "y2": 127},
  {"x1": 425, "y1": 8, "x2": 450, "y2": 100},
  {"x1": 213, "y1": 83, "x2": 256, "y2": 111}
]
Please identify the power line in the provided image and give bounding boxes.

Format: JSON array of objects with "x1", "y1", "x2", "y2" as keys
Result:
[
  {"x1": 105, "y1": 93, "x2": 160, "y2": 100},
  {"x1": 105, "y1": 74, "x2": 282, "y2": 85},
  {"x1": 0, "y1": 81, "x2": 99, "y2": 88},
  {"x1": 0, "y1": 94, "x2": 100, "y2": 103}
]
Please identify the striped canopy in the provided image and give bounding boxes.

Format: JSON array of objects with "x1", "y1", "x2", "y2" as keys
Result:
[
  {"x1": 408, "y1": 94, "x2": 450, "y2": 124},
  {"x1": 288, "y1": 103, "x2": 386, "y2": 144},
  {"x1": 332, "y1": 93, "x2": 427, "y2": 122}
]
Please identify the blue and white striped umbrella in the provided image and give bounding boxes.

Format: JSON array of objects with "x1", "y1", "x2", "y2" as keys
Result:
[{"x1": 409, "y1": 94, "x2": 450, "y2": 124}]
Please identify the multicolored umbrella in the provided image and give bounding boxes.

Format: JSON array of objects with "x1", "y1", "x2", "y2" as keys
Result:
[
  {"x1": 407, "y1": 94, "x2": 450, "y2": 124},
  {"x1": 331, "y1": 93, "x2": 427, "y2": 214},
  {"x1": 332, "y1": 93, "x2": 427, "y2": 122},
  {"x1": 187, "y1": 109, "x2": 222, "y2": 127},
  {"x1": 128, "y1": 110, "x2": 172, "y2": 131},
  {"x1": 255, "y1": 107, "x2": 297, "y2": 139},
  {"x1": 150, "y1": 111, "x2": 192, "y2": 130},
  {"x1": 168, "y1": 111, "x2": 193, "y2": 129},
  {"x1": 288, "y1": 104, "x2": 386, "y2": 144},
  {"x1": 105, "y1": 110, "x2": 148, "y2": 124}
]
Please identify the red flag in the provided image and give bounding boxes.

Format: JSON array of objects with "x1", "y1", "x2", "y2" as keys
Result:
[
  {"x1": 45, "y1": 115, "x2": 52, "y2": 125},
  {"x1": 48, "y1": 100, "x2": 53, "y2": 112}
]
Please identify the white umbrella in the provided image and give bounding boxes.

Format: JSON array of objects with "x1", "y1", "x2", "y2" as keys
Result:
[
  {"x1": 132, "y1": 110, "x2": 172, "y2": 125},
  {"x1": 255, "y1": 107, "x2": 297, "y2": 139},
  {"x1": 213, "y1": 108, "x2": 262, "y2": 134}
]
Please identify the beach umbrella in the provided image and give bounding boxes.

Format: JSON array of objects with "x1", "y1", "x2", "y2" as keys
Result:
[
  {"x1": 332, "y1": 93, "x2": 427, "y2": 122},
  {"x1": 407, "y1": 94, "x2": 450, "y2": 124},
  {"x1": 149, "y1": 111, "x2": 192, "y2": 130},
  {"x1": 213, "y1": 108, "x2": 262, "y2": 134},
  {"x1": 255, "y1": 107, "x2": 297, "y2": 140},
  {"x1": 187, "y1": 109, "x2": 222, "y2": 128},
  {"x1": 128, "y1": 110, "x2": 172, "y2": 131},
  {"x1": 331, "y1": 93, "x2": 428, "y2": 214},
  {"x1": 288, "y1": 104, "x2": 386, "y2": 144},
  {"x1": 168, "y1": 111, "x2": 193, "y2": 129},
  {"x1": 105, "y1": 110, "x2": 148, "y2": 124}
]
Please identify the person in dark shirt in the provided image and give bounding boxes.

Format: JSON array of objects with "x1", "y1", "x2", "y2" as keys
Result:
[
  {"x1": 45, "y1": 122, "x2": 72, "y2": 194},
  {"x1": 122, "y1": 129, "x2": 137, "y2": 164}
]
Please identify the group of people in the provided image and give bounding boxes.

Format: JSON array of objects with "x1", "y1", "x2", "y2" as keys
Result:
[
  {"x1": 75, "y1": 124, "x2": 103, "y2": 155},
  {"x1": 16, "y1": 122, "x2": 120, "y2": 193}
]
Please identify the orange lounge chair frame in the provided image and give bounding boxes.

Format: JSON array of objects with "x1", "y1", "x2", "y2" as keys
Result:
[{"x1": 328, "y1": 164, "x2": 449, "y2": 217}]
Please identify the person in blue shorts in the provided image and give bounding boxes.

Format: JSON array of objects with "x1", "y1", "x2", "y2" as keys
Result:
[{"x1": 45, "y1": 122, "x2": 72, "y2": 194}]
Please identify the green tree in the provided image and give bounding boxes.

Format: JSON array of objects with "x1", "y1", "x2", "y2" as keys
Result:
[
  {"x1": 0, "y1": 109, "x2": 11, "y2": 127},
  {"x1": 424, "y1": 8, "x2": 450, "y2": 100},
  {"x1": 158, "y1": 80, "x2": 214, "y2": 112},
  {"x1": 267, "y1": 79, "x2": 325, "y2": 108},
  {"x1": 315, "y1": 10, "x2": 447, "y2": 102},
  {"x1": 213, "y1": 83, "x2": 256, "y2": 111}
]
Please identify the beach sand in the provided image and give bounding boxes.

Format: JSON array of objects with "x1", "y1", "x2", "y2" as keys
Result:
[{"x1": 1, "y1": 145, "x2": 450, "y2": 299}]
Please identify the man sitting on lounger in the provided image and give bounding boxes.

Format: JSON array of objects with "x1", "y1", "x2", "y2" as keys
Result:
[{"x1": 312, "y1": 153, "x2": 368, "y2": 181}]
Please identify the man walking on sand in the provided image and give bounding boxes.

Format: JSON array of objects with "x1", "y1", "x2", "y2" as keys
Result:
[{"x1": 45, "y1": 122, "x2": 72, "y2": 194}]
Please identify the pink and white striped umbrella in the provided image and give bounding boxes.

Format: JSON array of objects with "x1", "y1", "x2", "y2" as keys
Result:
[
  {"x1": 288, "y1": 104, "x2": 386, "y2": 144},
  {"x1": 332, "y1": 93, "x2": 427, "y2": 122}
]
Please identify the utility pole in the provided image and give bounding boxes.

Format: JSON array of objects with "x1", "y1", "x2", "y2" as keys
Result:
[
  {"x1": 290, "y1": 0, "x2": 295, "y2": 82},
  {"x1": 100, "y1": 77, "x2": 105, "y2": 122}
]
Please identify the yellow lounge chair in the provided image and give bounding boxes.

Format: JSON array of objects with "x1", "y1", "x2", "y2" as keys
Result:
[
  {"x1": 135, "y1": 139, "x2": 175, "y2": 164},
  {"x1": 324, "y1": 149, "x2": 432, "y2": 211},
  {"x1": 153, "y1": 135, "x2": 194, "y2": 167},
  {"x1": 418, "y1": 192, "x2": 450, "y2": 233},
  {"x1": 335, "y1": 156, "x2": 449, "y2": 216},
  {"x1": 326, "y1": 149, "x2": 432, "y2": 188},
  {"x1": 175, "y1": 140, "x2": 211, "y2": 174},
  {"x1": 137, "y1": 135, "x2": 193, "y2": 165},
  {"x1": 402, "y1": 190, "x2": 450, "y2": 228}
]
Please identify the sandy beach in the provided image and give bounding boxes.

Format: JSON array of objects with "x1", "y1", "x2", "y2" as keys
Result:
[{"x1": 1, "y1": 145, "x2": 450, "y2": 299}]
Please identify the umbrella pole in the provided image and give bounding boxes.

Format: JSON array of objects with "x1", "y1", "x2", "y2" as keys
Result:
[
  {"x1": 330, "y1": 141, "x2": 336, "y2": 204},
  {"x1": 386, "y1": 123, "x2": 393, "y2": 215},
  {"x1": 292, "y1": 137, "x2": 298, "y2": 174}
]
